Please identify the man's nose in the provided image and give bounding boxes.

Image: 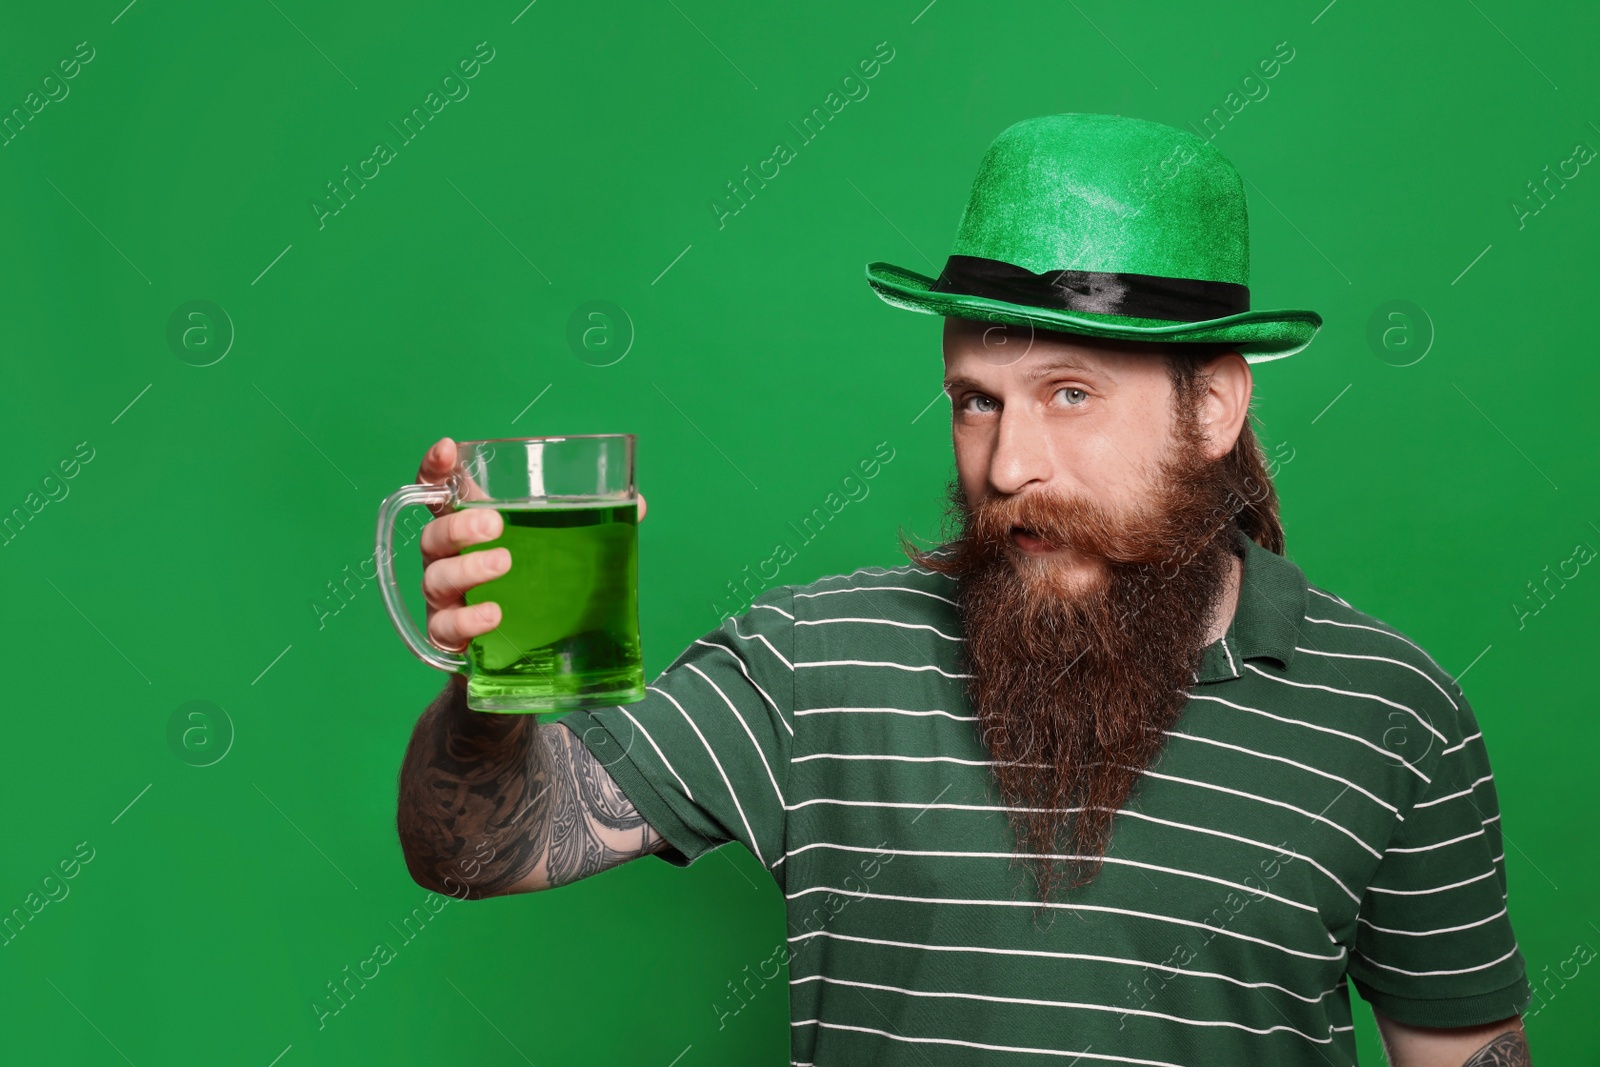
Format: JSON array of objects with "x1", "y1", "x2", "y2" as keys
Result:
[{"x1": 987, "y1": 405, "x2": 1053, "y2": 495}]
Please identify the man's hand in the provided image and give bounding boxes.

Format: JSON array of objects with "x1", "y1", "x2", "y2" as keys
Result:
[{"x1": 1373, "y1": 1011, "x2": 1529, "y2": 1066}]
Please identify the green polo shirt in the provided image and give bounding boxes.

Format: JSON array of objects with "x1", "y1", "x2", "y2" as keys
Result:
[{"x1": 563, "y1": 528, "x2": 1529, "y2": 1065}]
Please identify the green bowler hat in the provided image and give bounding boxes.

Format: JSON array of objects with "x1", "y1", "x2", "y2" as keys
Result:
[{"x1": 866, "y1": 113, "x2": 1322, "y2": 362}]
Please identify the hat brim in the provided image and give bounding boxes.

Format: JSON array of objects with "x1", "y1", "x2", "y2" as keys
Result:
[{"x1": 866, "y1": 261, "x2": 1321, "y2": 363}]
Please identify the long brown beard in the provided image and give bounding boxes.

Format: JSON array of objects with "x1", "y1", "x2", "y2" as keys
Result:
[{"x1": 907, "y1": 410, "x2": 1249, "y2": 907}]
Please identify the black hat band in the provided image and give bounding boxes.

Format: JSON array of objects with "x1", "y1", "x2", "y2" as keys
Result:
[{"x1": 930, "y1": 254, "x2": 1251, "y2": 323}]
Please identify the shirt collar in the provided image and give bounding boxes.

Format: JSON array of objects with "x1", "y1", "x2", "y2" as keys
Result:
[{"x1": 1195, "y1": 527, "x2": 1310, "y2": 684}]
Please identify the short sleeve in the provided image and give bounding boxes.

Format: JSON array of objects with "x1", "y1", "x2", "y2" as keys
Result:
[
  {"x1": 1346, "y1": 689, "x2": 1531, "y2": 1026},
  {"x1": 558, "y1": 585, "x2": 795, "y2": 876}
]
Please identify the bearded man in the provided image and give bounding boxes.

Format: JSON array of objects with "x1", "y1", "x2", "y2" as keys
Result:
[{"x1": 396, "y1": 114, "x2": 1532, "y2": 1066}]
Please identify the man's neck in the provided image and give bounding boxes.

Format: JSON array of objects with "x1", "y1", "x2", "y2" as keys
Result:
[{"x1": 1203, "y1": 550, "x2": 1245, "y2": 648}]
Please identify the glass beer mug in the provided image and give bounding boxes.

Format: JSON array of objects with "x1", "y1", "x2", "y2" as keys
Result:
[{"x1": 375, "y1": 435, "x2": 645, "y2": 713}]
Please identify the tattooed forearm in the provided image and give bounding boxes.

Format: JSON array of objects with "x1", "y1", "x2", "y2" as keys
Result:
[
  {"x1": 395, "y1": 680, "x2": 664, "y2": 897},
  {"x1": 1461, "y1": 1031, "x2": 1530, "y2": 1067},
  {"x1": 394, "y1": 680, "x2": 549, "y2": 898},
  {"x1": 544, "y1": 733, "x2": 653, "y2": 885}
]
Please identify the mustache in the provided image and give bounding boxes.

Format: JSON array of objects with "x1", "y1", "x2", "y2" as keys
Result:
[
  {"x1": 963, "y1": 473, "x2": 1228, "y2": 567},
  {"x1": 965, "y1": 490, "x2": 1156, "y2": 562}
]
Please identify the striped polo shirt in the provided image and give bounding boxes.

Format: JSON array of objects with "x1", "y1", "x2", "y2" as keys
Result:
[{"x1": 563, "y1": 527, "x2": 1530, "y2": 1066}]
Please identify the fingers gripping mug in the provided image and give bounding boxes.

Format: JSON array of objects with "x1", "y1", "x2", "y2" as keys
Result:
[{"x1": 375, "y1": 435, "x2": 646, "y2": 713}]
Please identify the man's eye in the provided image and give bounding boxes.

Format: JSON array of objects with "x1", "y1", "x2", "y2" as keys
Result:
[
  {"x1": 962, "y1": 395, "x2": 997, "y2": 414},
  {"x1": 1056, "y1": 387, "x2": 1088, "y2": 406}
]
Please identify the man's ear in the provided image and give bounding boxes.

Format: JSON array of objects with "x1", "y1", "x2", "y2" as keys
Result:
[{"x1": 1198, "y1": 351, "x2": 1252, "y2": 461}]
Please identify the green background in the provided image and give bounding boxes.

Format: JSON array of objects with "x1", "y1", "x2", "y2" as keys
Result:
[{"x1": 3, "y1": 0, "x2": 1595, "y2": 1062}]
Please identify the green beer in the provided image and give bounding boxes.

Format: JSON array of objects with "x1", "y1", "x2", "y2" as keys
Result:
[{"x1": 458, "y1": 501, "x2": 643, "y2": 712}]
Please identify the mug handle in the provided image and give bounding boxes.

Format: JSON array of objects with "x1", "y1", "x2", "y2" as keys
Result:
[{"x1": 375, "y1": 483, "x2": 469, "y2": 674}]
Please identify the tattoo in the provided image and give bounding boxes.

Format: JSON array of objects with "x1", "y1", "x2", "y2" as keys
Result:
[
  {"x1": 542, "y1": 724, "x2": 657, "y2": 886},
  {"x1": 396, "y1": 681, "x2": 664, "y2": 897},
  {"x1": 1462, "y1": 1031, "x2": 1530, "y2": 1067}
]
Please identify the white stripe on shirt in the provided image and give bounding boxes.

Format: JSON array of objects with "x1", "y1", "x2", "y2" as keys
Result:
[
  {"x1": 811, "y1": 563, "x2": 957, "y2": 585},
  {"x1": 793, "y1": 658, "x2": 972, "y2": 679},
  {"x1": 1164, "y1": 730, "x2": 1400, "y2": 816},
  {"x1": 787, "y1": 929, "x2": 1345, "y2": 1004},
  {"x1": 685, "y1": 663, "x2": 787, "y2": 811},
  {"x1": 1128, "y1": 766, "x2": 1382, "y2": 859},
  {"x1": 1354, "y1": 943, "x2": 1519, "y2": 978},
  {"x1": 788, "y1": 1020, "x2": 1187, "y2": 1066},
  {"x1": 1357, "y1": 906, "x2": 1508, "y2": 937},
  {"x1": 693, "y1": 639, "x2": 792, "y2": 738},
  {"x1": 1365, "y1": 868, "x2": 1496, "y2": 897},
  {"x1": 794, "y1": 585, "x2": 960, "y2": 607},
  {"x1": 1302, "y1": 615, "x2": 1445, "y2": 674},
  {"x1": 647, "y1": 684, "x2": 767, "y2": 868},
  {"x1": 791, "y1": 752, "x2": 1044, "y2": 768},
  {"x1": 1293, "y1": 646, "x2": 1459, "y2": 711},
  {"x1": 618, "y1": 706, "x2": 693, "y2": 802},
  {"x1": 1243, "y1": 663, "x2": 1448, "y2": 745},
  {"x1": 1440, "y1": 731, "x2": 1484, "y2": 756},
  {"x1": 1412, "y1": 774, "x2": 1494, "y2": 809},
  {"x1": 1384, "y1": 828, "x2": 1485, "y2": 855},
  {"x1": 788, "y1": 974, "x2": 1335, "y2": 1044},
  {"x1": 784, "y1": 885, "x2": 1346, "y2": 962},
  {"x1": 729, "y1": 619, "x2": 796, "y2": 671},
  {"x1": 795, "y1": 616, "x2": 964, "y2": 642},
  {"x1": 1188, "y1": 693, "x2": 1430, "y2": 783},
  {"x1": 793, "y1": 706, "x2": 978, "y2": 722},
  {"x1": 781, "y1": 797, "x2": 1362, "y2": 903},
  {"x1": 1308, "y1": 587, "x2": 1353, "y2": 609},
  {"x1": 782, "y1": 841, "x2": 1318, "y2": 914}
]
